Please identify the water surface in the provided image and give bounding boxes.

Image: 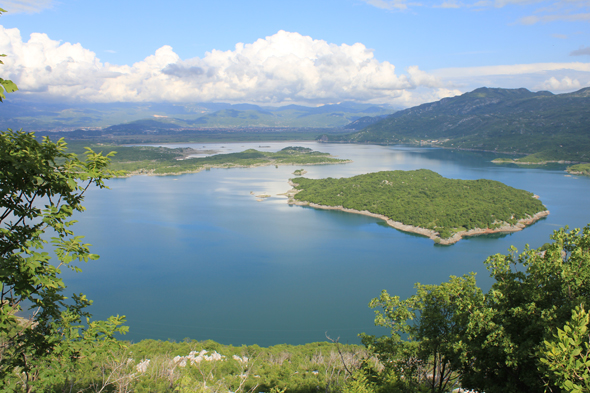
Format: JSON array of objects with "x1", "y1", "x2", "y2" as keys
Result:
[{"x1": 64, "y1": 143, "x2": 590, "y2": 346}]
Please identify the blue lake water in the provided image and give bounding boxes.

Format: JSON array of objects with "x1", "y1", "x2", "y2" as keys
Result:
[{"x1": 63, "y1": 142, "x2": 590, "y2": 346}]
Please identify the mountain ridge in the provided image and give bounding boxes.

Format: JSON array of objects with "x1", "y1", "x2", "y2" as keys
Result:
[{"x1": 320, "y1": 87, "x2": 590, "y2": 162}]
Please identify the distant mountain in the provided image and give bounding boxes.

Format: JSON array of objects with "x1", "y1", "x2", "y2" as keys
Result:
[
  {"x1": 0, "y1": 100, "x2": 394, "y2": 130},
  {"x1": 321, "y1": 87, "x2": 590, "y2": 162},
  {"x1": 343, "y1": 115, "x2": 391, "y2": 130}
]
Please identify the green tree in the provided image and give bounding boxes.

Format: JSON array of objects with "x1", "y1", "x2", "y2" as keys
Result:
[
  {"x1": 458, "y1": 225, "x2": 590, "y2": 393},
  {"x1": 362, "y1": 274, "x2": 483, "y2": 393},
  {"x1": 0, "y1": 130, "x2": 127, "y2": 392},
  {"x1": 364, "y1": 225, "x2": 590, "y2": 393}
]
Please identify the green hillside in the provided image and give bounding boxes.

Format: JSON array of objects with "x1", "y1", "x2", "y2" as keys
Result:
[{"x1": 321, "y1": 87, "x2": 590, "y2": 162}]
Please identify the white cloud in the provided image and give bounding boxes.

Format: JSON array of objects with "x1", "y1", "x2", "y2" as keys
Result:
[
  {"x1": 437, "y1": 1, "x2": 461, "y2": 8},
  {"x1": 2, "y1": 27, "x2": 587, "y2": 108},
  {"x1": 1, "y1": 0, "x2": 53, "y2": 13},
  {"x1": 433, "y1": 62, "x2": 590, "y2": 93},
  {"x1": 435, "y1": 62, "x2": 590, "y2": 77},
  {"x1": 361, "y1": 0, "x2": 590, "y2": 25},
  {"x1": 539, "y1": 76, "x2": 581, "y2": 90},
  {"x1": 0, "y1": 28, "x2": 446, "y2": 106},
  {"x1": 519, "y1": 12, "x2": 590, "y2": 24},
  {"x1": 360, "y1": 0, "x2": 414, "y2": 10}
]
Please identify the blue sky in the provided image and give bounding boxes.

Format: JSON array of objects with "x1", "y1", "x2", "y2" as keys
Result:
[{"x1": 0, "y1": 0, "x2": 589, "y2": 107}]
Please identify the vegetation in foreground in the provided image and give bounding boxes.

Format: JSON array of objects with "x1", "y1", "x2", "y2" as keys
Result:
[
  {"x1": 291, "y1": 169, "x2": 547, "y2": 240},
  {"x1": 360, "y1": 224, "x2": 590, "y2": 393}
]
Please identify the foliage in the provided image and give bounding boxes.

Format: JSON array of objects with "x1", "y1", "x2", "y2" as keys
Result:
[
  {"x1": 15, "y1": 339, "x2": 370, "y2": 392},
  {"x1": 0, "y1": 8, "x2": 19, "y2": 102},
  {"x1": 0, "y1": 129, "x2": 127, "y2": 392},
  {"x1": 540, "y1": 305, "x2": 590, "y2": 392},
  {"x1": 361, "y1": 274, "x2": 482, "y2": 393},
  {"x1": 292, "y1": 169, "x2": 546, "y2": 239},
  {"x1": 456, "y1": 225, "x2": 590, "y2": 392},
  {"x1": 363, "y1": 224, "x2": 590, "y2": 393}
]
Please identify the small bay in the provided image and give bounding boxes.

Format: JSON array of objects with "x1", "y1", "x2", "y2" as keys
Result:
[{"x1": 63, "y1": 142, "x2": 590, "y2": 346}]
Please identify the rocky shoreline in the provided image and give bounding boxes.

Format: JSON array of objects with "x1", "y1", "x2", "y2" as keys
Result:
[{"x1": 285, "y1": 181, "x2": 549, "y2": 245}]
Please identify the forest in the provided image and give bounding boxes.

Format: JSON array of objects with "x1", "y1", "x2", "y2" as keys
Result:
[{"x1": 292, "y1": 169, "x2": 547, "y2": 239}]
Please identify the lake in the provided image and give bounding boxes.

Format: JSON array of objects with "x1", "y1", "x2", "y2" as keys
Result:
[{"x1": 63, "y1": 142, "x2": 590, "y2": 346}]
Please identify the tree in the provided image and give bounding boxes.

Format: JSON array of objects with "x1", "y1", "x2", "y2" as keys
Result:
[
  {"x1": 457, "y1": 225, "x2": 590, "y2": 393},
  {"x1": 364, "y1": 225, "x2": 590, "y2": 393},
  {"x1": 362, "y1": 274, "x2": 483, "y2": 393},
  {"x1": 0, "y1": 130, "x2": 128, "y2": 392}
]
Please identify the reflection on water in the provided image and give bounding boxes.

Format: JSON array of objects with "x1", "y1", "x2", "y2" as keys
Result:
[{"x1": 66, "y1": 142, "x2": 590, "y2": 346}]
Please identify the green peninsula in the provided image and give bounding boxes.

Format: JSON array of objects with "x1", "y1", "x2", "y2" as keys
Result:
[
  {"x1": 105, "y1": 146, "x2": 351, "y2": 176},
  {"x1": 566, "y1": 163, "x2": 590, "y2": 176},
  {"x1": 287, "y1": 169, "x2": 548, "y2": 244}
]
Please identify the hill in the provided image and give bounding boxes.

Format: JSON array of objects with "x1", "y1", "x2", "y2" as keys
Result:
[{"x1": 320, "y1": 87, "x2": 590, "y2": 162}]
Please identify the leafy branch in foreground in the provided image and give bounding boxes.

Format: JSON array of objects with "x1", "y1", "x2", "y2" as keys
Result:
[
  {"x1": 361, "y1": 224, "x2": 590, "y2": 393},
  {"x1": 0, "y1": 130, "x2": 127, "y2": 392}
]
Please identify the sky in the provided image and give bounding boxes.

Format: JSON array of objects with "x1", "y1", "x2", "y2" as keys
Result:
[{"x1": 0, "y1": 0, "x2": 589, "y2": 107}]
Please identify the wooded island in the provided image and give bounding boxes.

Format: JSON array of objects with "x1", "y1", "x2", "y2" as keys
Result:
[{"x1": 287, "y1": 169, "x2": 549, "y2": 244}]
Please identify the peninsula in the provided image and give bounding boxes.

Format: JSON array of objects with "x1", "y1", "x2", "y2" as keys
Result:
[
  {"x1": 105, "y1": 146, "x2": 351, "y2": 176},
  {"x1": 566, "y1": 163, "x2": 590, "y2": 176},
  {"x1": 285, "y1": 169, "x2": 549, "y2": 244}
]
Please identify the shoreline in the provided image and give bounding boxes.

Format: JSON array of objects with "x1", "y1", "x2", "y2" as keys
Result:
[
  {"x1": 492, "y1": 158, "x2": 585, "y2": 165},
  {"x1": 116, "y1": 159, "x2": 352, "y2": 178},
  {"x1": 285, "y1": 180, "x2": 549, "y2": 245}
]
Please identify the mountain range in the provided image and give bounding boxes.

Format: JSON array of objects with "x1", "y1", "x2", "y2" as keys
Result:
[
  {"x1": 321, "y1": 87, "x2": 590, "y2": 162},
  {"x1": 0, "y1": 100, "x2": 394, "y2": 131}
]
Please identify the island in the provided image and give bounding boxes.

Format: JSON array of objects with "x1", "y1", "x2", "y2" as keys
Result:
[
  {"x1": 284, "y1": 169, "x2": 549, "y2": 244},
  {"x1": 104, "y1": 146, "x2": 351, "y2": 176}
]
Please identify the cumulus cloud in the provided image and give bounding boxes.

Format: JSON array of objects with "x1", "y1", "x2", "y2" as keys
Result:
[
  {"x1": 1, "y1": 0, "x2": 53, "y2": 13},
  {"x1": 3, "y1": 27, "x2": 586, "y2": 108},
  {"x1": 0, "y1": 28, "x2": 448, "y2": 106},
  {"x1": 539, "y1": 76, "x2": 581, "y2": 90}
]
